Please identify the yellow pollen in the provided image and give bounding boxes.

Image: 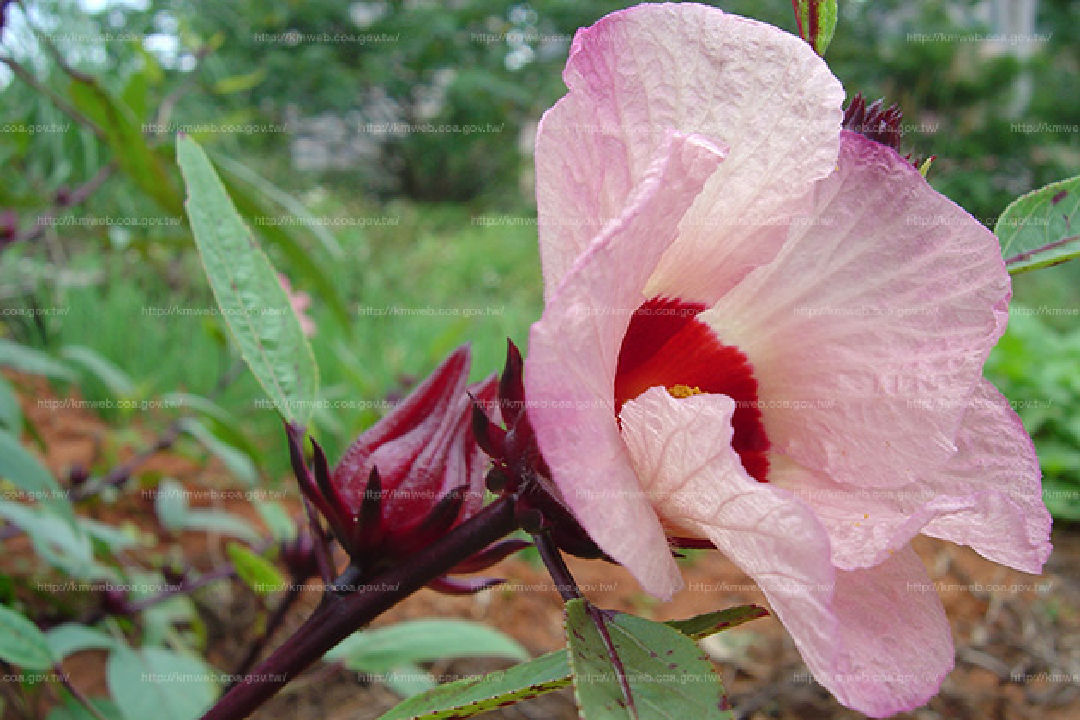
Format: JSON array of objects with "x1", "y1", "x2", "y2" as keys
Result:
[{"x1": 668, "y1": 384, "x2": 703, "y2": 399}]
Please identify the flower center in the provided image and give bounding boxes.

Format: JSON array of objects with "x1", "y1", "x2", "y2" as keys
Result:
[{"x1": 614, "y1": 297, "x2": 770, "y2": 482}]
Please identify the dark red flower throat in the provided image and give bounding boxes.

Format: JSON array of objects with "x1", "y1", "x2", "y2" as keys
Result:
[{"x1": 614, "y1": 297, "x2": 770, "y2": 482}]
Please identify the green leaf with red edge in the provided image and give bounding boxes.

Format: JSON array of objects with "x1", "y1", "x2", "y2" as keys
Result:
[
  {"x1": 375, "y1": 605, "x2": 763, "y2": 720},
  {"x1": 792, "y1": 0, "x2": 838, "y2": 56},
  {"x1": 566, "y1": 599, "x2": 732, "y2": 720},
  {"x1": 997, "y1": 174, "x2": 1080, "y2": 274}
]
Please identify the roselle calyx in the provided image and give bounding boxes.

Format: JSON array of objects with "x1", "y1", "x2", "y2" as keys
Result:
[
  {"x1": 287, "y1": 346, "x2": 526, "y2": 589},
  {"x1": 472, "y1": 340, "x2": 605, "y2": 560}
]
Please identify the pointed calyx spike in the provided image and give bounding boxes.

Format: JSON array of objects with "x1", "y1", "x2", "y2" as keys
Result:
[
  {"x1": 843, "y1": 93, "x2": 904, "y2": 150},
  {"x1": 472, "y1": 339, "x2": 607, "y2": 561},
  {"x1": 843, "y1": 93, "x2": 934, "y2": 171}
]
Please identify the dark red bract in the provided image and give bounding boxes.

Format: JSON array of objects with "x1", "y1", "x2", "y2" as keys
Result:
[{"x1": 288, "y1": 346, "x2": 522, "y2": 591}]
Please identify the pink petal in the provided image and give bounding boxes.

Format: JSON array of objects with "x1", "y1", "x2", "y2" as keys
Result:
[
  {"x1": 618, "y1": 388, "x2": 835, "y2": 605},
  {"x1": 618, "y1": 388, "x2": 952, "y2": 717},
  {"x1": 525, "y1": 131, "x2": 726, "y2": 600},
  {"x1": 776, "y1": 382, "x2": 1051, "y2": 572},
  {"x1": 921, "y1": 380, "x2": 1051, "y2": 572},
  {"x1": 536, "y1": 3, "x2": 843, "y2": 302},
  {"x1": 698, "y1": 131, "x2": 1011, "y2": 489},
  {"x1": 823, "y1": 547, "x2": 953, "y2": 717}
]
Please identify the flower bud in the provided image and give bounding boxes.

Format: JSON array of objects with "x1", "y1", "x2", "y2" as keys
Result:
[{"x1": 288, "y1": 346, "x2": 520, "y2": 587}]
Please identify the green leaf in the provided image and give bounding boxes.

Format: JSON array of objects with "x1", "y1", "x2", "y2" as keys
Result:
[
  {"x1": 0, "y1": 374, "x2": 22, "y2": 432},
  {"x1": 212, "y1": 156, "x2": 351, "y2": 327},
  {"x1": 254, "y1": 500, "x2": 296, "y2": 543},
  {"x1": 376, "y1": 648, "x2": 571, "y2": 720},
  {"x1": 181, "y1": 509, "x2": 262, "y2": 544},
  {"x1": 328, "y1": 620, "x2": 528, "y2": 674},
  {"x1": 382, "y1": 663, "x2": 438, "y2": 698},
  {"x1": 664, "y1": 605, "x2": 769, "y2": 640},
  {"x1": 226, "y1": 542, "x2": 286, "y2": 595},
  {"x1": 375, "y1": 607, "x2": 764, "y2": 719},
  {"x1": 60, "y1": 345, "x2": 136, "y2": 398},
  {"x1": 211, "y1": 152, "x2": 343, "y2": 259},
  {"x1": 0, "y1": 502, "x2": 104, "y2": 579},
  {"x1": 0, "y1": 430, "x2": 73, "y2": 522},
  {"x1": 176, "y1": 135, "x2": 319, "y2": 426},
  {"x1": 211, "y1": 69, "x2": 266, "y2": 95},
  {"x1": 793, "y1": 0, "x2": 838, "y2": 55},
  {"x1": 566, "y1": 600, "x2": 731, "y2": 720},
  {"x1": 156, "y1": 479, "x2": 260, "y2": 544},
  {"x1": 0, "y1": 603, "x2": 56, "y2": 670},
  {"x1": 45, "y1": 624, "x2": 118, "y2": 659},
  {"x1": 154, "y1": 479, "x2": 189, "y2": 531},
  {"x1": 107, "y1": 645, "x2": 218, "y2": 720},
  {"x1": 997, "y1": 174, "x2": 1080, "y2": 274},
  {"x1": 178, "y1": 417, "x2": 257, "y2": 486},
  {"x1": 68, "y1": 77, "x2": 183, "y2": 215},
  {"x1": 46, "y1": 695, "x2": 122, "y2": 720},
  {"x1": 0, "y1": 339, "x2": 75, "y2": 381}
]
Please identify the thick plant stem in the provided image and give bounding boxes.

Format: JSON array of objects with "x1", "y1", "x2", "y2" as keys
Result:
[{"x1": 199, "y1": 496, "x2": 517, "y2": 720}]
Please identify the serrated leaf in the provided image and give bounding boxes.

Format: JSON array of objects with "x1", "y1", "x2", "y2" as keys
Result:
[
  {"x1": 664, "y1": 605, "x2": 768, "y2": 640},
  {"x1": 107, "y1": 645, "x2": 218, "y2": 720},
  {"x1": 375, "y1": 607, "x2": 763, "y2": 720},
  {"x1": 45, "y1": 624, "x2": 118, "y2": 659},
  {"x1": 997, "y1": 174, "x2": 1080, "y2": 274},
  {"x1": 793, "y1": 0, "x2": 838, "y2": 55},
  {"x1": 0, "y1": 603, "x2": 56, "y2": 670},
  {"x1": 328, "y1": 620, "x2": 528, "y2": 674},
  {"x1": 176, "y1": 135, "x2": 319, "y2": 426},
  {"x1": 0, "y1": 339, "x2": 75, "y2": 381},
  {"x1": 566, "y1": 600, "x2": 731, "y2": 720},
  {"x1": 376, "y1": 648, "x2": 571, "y2": 720},
  {"x1": 226, "y1": 542, "x2": 286, "y2": 595}
]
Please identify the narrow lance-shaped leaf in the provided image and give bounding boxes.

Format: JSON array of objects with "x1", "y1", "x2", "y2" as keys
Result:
[
  {"x1": 176, "y1": 135, "x2": 319, "y2": 426},
  {"x1": 996, "y1": 174, "x2": 1080, "y2": 274},
  {"x1": 792, "y1": 0, "x2": 838, "y2": 56}
]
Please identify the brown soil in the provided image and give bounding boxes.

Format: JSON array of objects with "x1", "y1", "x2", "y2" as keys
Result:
[{"x1": 6, "y1": 372, "x2": 1080, "y2": 719}]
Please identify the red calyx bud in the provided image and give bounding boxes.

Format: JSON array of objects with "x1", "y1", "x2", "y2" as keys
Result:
[{"x1": 290, "y1": 346, "x2": 517, "y2": 592}]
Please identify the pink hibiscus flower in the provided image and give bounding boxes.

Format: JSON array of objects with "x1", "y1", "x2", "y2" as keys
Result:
[{"x1": 523, "y1": 3, "x2": 1052, "y2": 716}]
